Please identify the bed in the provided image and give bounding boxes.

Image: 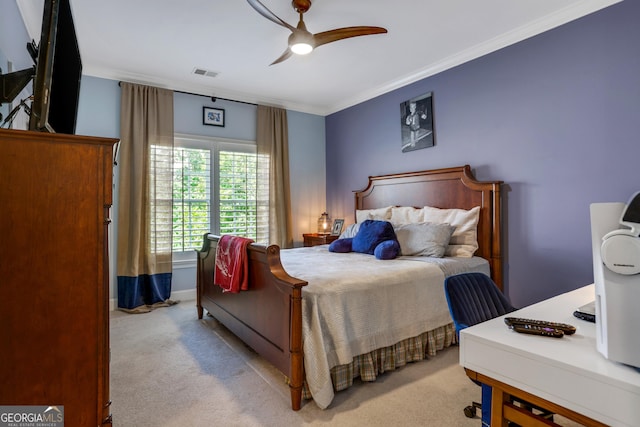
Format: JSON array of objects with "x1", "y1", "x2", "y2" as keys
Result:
[{"x1": 196, "y1": 165, "x2": 503, "y2": 410}]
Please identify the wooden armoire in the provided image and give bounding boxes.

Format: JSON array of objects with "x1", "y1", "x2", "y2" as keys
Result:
[{"x1": 0, "y1": 129, "x2": 117, "y2": 426}]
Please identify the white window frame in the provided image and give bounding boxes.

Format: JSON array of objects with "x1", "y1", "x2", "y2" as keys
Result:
[{"x1": 173, "y1": 133, "x2": 257, "y2": 267}]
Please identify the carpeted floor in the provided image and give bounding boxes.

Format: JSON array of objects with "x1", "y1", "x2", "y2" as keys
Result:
[{"x1": 109, "y1": 301, "x2": 580, "y2": 426}]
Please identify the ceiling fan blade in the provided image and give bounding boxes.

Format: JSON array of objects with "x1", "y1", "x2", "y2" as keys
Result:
[
  {"x1": 270, "y1": 48, "x2": 293, "y2": 66},
  {"x1": 314, "y1": 26, "x2": 387, "y2": 49},
  {"x1": 246, "y1": 0, "x2": 295, "y2": 31}
]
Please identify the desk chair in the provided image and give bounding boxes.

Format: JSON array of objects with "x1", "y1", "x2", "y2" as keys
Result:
[
  {"x1": 444, "y1": 272, "x2": 516, "y2": 422},
  {"x1": 444, "y1": 272, "x2": 554, "y2": 425}
]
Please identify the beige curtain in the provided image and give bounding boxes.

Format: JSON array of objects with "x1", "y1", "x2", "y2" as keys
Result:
[
  {"x1": 256, "y1": 105, "x2": 293, "y2": 248},
  {"x1": 116, "y1": 82, "x2": 174, "y2": 311}
]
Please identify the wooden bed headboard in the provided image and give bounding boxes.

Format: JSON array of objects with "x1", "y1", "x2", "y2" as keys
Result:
[{"x1": 354, "y1": 165, "x2": 504, "y2": 289}]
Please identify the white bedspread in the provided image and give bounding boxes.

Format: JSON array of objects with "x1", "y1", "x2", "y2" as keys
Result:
[{"x1": 279, "y1": 245, "x2": 490, "y2": 409}]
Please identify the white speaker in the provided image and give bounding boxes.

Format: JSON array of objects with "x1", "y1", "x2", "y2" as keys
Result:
[
  {"x1": 601, "y1": 233, "x2": 640, "y2": 275},
  {"x1": 600, "y1": 192, "x2": 640, "y2": 275},
  {"x1": 591, "y1": 192, "x2": 640, "y2": 368}
]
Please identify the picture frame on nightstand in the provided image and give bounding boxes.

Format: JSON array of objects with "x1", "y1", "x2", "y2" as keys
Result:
[{"x1": 330, "y1": 219, "x2": 344, "y2": 236}]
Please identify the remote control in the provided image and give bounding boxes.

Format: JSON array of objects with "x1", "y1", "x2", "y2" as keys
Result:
[
  {"x1": 504, "y1": 317, "x2": 576, "y2": 335},
  {"x1": 509, "y1": 323, "x2": 565, "y2": 338},
  {"x1": 573, "y1": 310, "x2": 595, "y2": 323}
]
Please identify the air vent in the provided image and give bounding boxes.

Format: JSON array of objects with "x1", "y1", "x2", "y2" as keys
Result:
[{"x1": 192, "y1": 67, "x2": 219, "y2": 78}]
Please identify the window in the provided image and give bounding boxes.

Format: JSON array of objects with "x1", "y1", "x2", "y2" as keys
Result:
[
  {"x1": 172, "y1": 135, "x2": 266, "y2": 259},
  {"x1": 149, "y1": 143, "x2": 174, "y2": 255},
  {"x1": 218, "y1": 151, "x2": 258, "y2": 237},
  {"x1": 172, "y1": 146, "x2": 210, "y2": 253}
]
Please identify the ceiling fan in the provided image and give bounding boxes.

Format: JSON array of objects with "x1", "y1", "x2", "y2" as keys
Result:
[{"x1": 247, "y1": 0, "x2": 388, "y2": 65}]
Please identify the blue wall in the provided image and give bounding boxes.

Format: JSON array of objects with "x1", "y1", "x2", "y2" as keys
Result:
[
  {"x1": 0, "y1": 0, "x2": 32, "y2": 125},
  {"x1": 0, "y1": 1, "x2": 31, "y2": 71},
  {"x1": 325, "y1": 1, "x2": 640, "y2": 307},
  {"x1": 76, "y1": 76, "x2": 120, "y2": 138}
]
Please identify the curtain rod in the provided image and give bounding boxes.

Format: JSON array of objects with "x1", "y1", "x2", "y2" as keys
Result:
[
  {"x1": 176, "y1": 90, "x2": 258, "y2": 107},
  {"x1": 117, "y1": 81, "x2": 257, "y2": 106}
]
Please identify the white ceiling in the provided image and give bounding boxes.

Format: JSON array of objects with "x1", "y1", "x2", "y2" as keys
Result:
[{"x1": 17, "y1": 0, "x2": 619, "y2": 116}]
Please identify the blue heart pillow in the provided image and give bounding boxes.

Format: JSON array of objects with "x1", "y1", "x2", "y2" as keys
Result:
[
  {"x1": 329, "y1": 237, "x2": 353, "y2": 253},
  {"x1": 352, "y1": 220, "x2": 399, "y2": 256},
  {"x1": 374, "y1": 239, "x2": 401, "y2": 260}
]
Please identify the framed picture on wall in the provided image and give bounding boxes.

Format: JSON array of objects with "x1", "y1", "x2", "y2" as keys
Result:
[
  {"x1": 203, "y1": 107, "x2": 225, "y2": 127},
  {"x1": 400, "y1": 92, "x2": 434, "y2": 153}
]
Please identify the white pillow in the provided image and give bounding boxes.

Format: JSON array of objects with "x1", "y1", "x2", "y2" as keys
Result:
[
  {"x1": 355, "y1": 206, "x2": 392, "y2": 223},
  {"x1": 422, "y1": 206, "x2": 480, "y2": 257},
  {"x1": 339, "y1": 223, "x2": 360, "y2": 239},
  {"x1": 390, "y1": 206, "x2": 424, "y2": 224},
  {"x1": 393, "y1": 222, "x2": 455, "y2": 257}
]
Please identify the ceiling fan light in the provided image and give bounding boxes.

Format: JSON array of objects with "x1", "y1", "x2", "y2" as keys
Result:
[{"x1": 291, "y1": 42, "x2": 313, "y2": 55}]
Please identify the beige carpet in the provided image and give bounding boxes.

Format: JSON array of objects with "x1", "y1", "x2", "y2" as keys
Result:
[{"x1": 109, "y1": 301, "x2": 580, "y2": 426}]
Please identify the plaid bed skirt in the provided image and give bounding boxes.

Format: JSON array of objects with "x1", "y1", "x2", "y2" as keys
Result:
[{"x1": 294, "y1": 322, "x2": 457, "y2": 400}]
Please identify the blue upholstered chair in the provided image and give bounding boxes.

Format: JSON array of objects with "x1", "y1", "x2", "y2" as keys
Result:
[
  {"x1": 444, "y1": 272, "x2": 554, "y2": 426},
  {"x1": 444, "y1": 272, "x2": 516, "y2": 336},
  {"x1": 444, "y1": 272, "x2": 517, "y2": 424}
]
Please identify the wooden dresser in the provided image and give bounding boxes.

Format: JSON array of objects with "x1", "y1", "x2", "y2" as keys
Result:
[{"x1": 0, "y1": 129, "x2": 117, "y2": 426}]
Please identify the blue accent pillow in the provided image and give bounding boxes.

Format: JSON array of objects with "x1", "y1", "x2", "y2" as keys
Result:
[
  {"x1": 329, "y1": 238, "x2": 353, "y2": 253},
  {"x1": 374, "y1": 239, "x2": 400, "y2": 260},
  {"x1": 352, "y1": 220, "x2": 398, "y2": 255}
]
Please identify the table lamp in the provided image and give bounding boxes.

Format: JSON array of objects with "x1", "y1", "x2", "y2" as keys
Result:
[{"x1": 318, "y1": 212, "x2": 331, "y2": 234}]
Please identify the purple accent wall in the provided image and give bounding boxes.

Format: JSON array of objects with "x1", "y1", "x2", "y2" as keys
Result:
[{"x1": 325, "y1": 1, "x2": 640, "y2": 307}]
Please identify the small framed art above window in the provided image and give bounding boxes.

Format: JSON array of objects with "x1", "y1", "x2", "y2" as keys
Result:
[{"x1": 203, "y1": 107, "x2": 225, "y2": 127}]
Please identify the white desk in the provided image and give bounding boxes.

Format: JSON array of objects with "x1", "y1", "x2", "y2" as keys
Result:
[{"x1": 460, "y1": 285, "x2": 640, "y2": 427}]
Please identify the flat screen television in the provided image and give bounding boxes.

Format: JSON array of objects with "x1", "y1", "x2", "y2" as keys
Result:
[{"x1": 29, "y1": 0, "x2": 82, "y2": 134}]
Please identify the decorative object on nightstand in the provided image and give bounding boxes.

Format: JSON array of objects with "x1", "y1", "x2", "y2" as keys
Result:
[
  {"x1": 317, "y1": 211, "x2": 331, "y2": 234},
  {"x1": 331, "y1": 218, "x2": 345, "y2": 236},
  {"x1": 303, "y1": 233, "x2": 339, "y2": 247}
]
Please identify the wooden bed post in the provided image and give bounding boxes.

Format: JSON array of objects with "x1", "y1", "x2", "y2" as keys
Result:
[
  {"x1": 289, "y1": 287, "x2": 304, "y2": 411},
  {"x1": 196, "y1": 233, "x2": 213, "y2": 320},
  {"x1": 490, "y1": 182, "x2": 503, "y2": 290}
]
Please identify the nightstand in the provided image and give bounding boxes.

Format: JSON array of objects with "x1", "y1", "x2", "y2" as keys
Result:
[{"x1": 303, "y1": 233, "x2": 339, "y2": 247}]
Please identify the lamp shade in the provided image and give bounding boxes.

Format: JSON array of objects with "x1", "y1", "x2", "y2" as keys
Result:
[{"x1": 318, "y1": 212, "x2": 331, "y2": 234}]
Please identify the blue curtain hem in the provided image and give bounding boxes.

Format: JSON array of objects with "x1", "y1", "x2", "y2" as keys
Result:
[{"x1": 117, "y1": 273, "x2": 172, "y2": 310}]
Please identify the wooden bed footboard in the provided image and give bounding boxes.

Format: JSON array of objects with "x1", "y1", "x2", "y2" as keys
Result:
[{"x1": 196, "y1": 235, "x2": 308, "y2": 410}]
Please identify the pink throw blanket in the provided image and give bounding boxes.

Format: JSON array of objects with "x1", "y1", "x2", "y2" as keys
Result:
[{"x1": 214, "y1": 235, "x2": 254, "y2": 293}]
